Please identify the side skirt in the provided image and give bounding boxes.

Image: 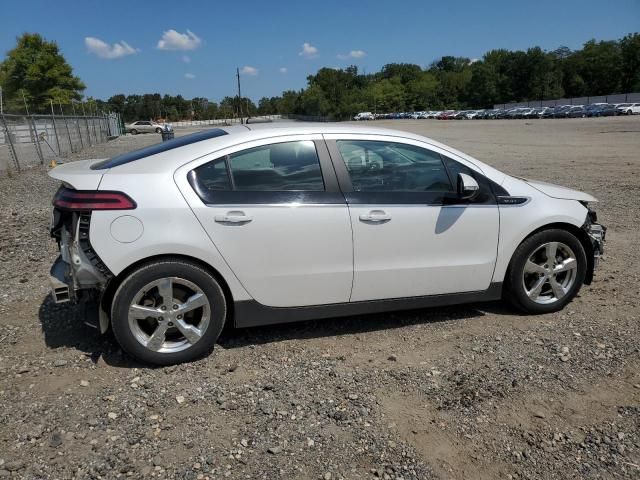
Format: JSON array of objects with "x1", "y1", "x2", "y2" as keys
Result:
[{"x1": 234, "y1": 282, "x2": 503, "y2": 328}]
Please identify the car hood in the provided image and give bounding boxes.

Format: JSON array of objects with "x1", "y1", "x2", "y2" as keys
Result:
[{"x1": 521, "y1": 178, "x2": 597, "y2": 202}]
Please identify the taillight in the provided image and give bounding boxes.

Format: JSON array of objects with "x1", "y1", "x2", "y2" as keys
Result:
[{"x1": 53, "y1": 187, "x2": 136, "y2": 211}]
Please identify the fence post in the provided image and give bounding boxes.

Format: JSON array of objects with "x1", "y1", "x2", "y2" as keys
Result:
[
  {"x1": 84, "y1": 116, "x2": 92, "y2": 147},
  {"x1": 75, "y1": 116, "x2": 84, "y2": 149},
  {"x1": 50, "y1": 107, "x2": 62, "y2": 155},
  {"x1": 62, "y1": 112, "x2": 74, "y2": 153},
  {"x1": 1, "y1": 113, "x2": 20, "y2": 172},
  {"x1": 26, "y1": 115, "x2": 44, "y2": 165},
  {"x1": 91, "y1": 116, "x2": 98, "y2": 144},
  {"x1": 30, "y1": 116, "x2": 45, "y2": 164}
]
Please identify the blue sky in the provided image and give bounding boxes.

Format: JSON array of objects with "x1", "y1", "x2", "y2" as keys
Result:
[{"x1": 2, "y1": 0, "x2": 638, "y2": 102}]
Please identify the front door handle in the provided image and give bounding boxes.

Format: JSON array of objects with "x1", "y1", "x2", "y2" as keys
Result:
[
  {"x1": 359, "y1": 210, "x2": 391, "y2": 223},
  {"x1": 214, "y1": 211, "x2": 252, "y2": 224}
]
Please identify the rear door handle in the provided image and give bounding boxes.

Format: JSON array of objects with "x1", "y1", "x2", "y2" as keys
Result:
[
  {"x1": 214, "y1": 211, "x2": 252, "y2": 224},
  {"x1": 359, "y1": 210, "x2": 391, "y2": 223}
]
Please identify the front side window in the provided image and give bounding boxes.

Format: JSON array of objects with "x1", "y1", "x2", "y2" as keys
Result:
[{"x1": 336, "y1": 140, "x2": 452, "y2": 192}]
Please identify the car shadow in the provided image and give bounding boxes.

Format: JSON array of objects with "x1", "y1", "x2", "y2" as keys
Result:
[
  {"x1": 38, "y1": 296, "x2": 143, "y2": 368},
  {"x1": 38, "y1": 295, "x2": 515, "y2": 367},
  {"x1": 217, "y1": 300, "x2": 514, "y2": 349}
]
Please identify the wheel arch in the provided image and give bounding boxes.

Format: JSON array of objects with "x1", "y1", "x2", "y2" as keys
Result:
[
  {"x1": 503, "y1": 221, "x2": 595, "y2": 288},
  {"x1": 100, "y1": 253, "x2": 235, "y2": 327}
]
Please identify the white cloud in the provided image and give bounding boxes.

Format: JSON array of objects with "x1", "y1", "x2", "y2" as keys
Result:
[
  {"x1": 279, "y1": 67, "x2": 288, "y2": 74},
  {"x1": 240, "y1": 65, "x2": 258, "y2": 76},
  {"x1": 338, "y1": 49, "x2": 367, "y2": 60},
  {"x1": 182, "y1": 55, "x2": 191, "y2": 63},
  {"x1": 157, "y1": 29, "x2": 201, "y2": 51},
  {"x1": 299, "y1": 42, "x2": 318, "y2": 58},
  {"x1": 184, "y1": 73, "x2": 195, "y2": 79},
  {"x1": 85, "y1": 37, "x2": 139, "y2": 59}
]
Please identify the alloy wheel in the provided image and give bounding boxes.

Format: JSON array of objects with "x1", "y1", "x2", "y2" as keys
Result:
[
  {"x1": 522, "y1": 242, "x2": 578, "y2": 305},
  {"x1": 127, "y1": 277, "x2": 210, "y2": 353}
]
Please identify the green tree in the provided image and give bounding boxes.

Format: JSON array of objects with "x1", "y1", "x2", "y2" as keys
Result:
[
  {"x1": 0, "y1": 33, "x2": 85, "y2": 112},
  {"x1": 573, "y1": 40, "x2": 623, "y2": 95},
  {"x1": 620, "y1": 33, "x2": 640, "y2": 91}
]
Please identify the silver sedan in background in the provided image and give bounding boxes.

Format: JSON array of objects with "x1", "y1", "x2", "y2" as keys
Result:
[{"x1": 125, "y1": 120, "x2": 165, "y2": 135}]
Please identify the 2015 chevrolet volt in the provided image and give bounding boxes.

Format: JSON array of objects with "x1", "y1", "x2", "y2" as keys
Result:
[{"x1": 48, "y1": 124, "x2": 606, "y2": 365}]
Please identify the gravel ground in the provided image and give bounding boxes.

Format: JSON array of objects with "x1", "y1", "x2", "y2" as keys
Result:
[{"x1": 0, "y1": 118, "x2": 639, "y2": 479}]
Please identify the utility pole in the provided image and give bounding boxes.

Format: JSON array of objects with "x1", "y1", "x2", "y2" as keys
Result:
[{"x1": 236, "y1": 67, "x2": 243, "y2": 123}]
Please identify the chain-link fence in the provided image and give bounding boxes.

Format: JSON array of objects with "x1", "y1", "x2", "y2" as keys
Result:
[{"x1": 0, "y1": 112, "x2": 122, "y2": 173}]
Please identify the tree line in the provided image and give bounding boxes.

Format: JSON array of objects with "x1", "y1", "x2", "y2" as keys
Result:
[
  {"x1": 260, "y1": 33, "x2": 640, "y2": 119},
  {"x1": 1, "y1": 32, "x2": 638, "y2": 121}
]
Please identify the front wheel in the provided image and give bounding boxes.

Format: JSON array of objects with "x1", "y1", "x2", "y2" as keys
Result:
[
  {"x1": 504, "y1": 229, "x2": 587, "y2": 314},
  {"x1": 111, "y1": 259, "x2": 227, "y2": 365},
  {"x1": 155, "y1": 127, "x2": 163, "y2": 134}
]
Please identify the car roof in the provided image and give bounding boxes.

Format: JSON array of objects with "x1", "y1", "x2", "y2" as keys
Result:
[{"x1": 107, "y1": 122, "x2": 506, "y2": 184}]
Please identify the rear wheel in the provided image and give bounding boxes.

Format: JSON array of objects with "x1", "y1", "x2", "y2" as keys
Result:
[
  {"x1": 130, "y1": 129, "x2": 138, "y2": 135},
  {"x1": 111, "y1": 259, "x2": 227, "y2": 365},
  {"x1": 504, "y1": 229, "x2": 586, "y2": 314}
]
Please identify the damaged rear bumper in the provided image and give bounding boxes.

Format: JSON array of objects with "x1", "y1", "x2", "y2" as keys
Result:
[{"x1": 50, "y1": 256, "x2": 72, "y2": 303}]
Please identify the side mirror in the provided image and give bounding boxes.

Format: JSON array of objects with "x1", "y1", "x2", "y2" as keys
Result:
[{"x1": 457, "y1": 172, "x2": 480, "y2": 200}]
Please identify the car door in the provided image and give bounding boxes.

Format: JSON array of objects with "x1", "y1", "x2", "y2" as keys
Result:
[
  {"x1": 178, "y1": 135, "x2": 353, "y2": 307},
  {"x1": 324, "y1": 134, "x2": 499, "y2": 302}
]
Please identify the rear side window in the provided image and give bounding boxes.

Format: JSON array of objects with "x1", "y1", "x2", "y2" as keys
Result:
[
  {"x1": 91, "y1": 128, "x2": 228, "y2": 170},
  {"x1": 191, "y1": 140, "x2": 325, "y2": 194}
]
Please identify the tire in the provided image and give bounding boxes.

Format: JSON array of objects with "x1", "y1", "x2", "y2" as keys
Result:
[
  {"x1": 111, "y1": 259, "x2": 227, "y2": 365},
  {"x1": 155, "y1": 128, "x2": 163, "y2": 134},
  {"x1": 130, "y1": 129, "x2": 138, "y2": 135},
  {"x1": 504, "y1": 229, "x2": 587, "y2": 314}
]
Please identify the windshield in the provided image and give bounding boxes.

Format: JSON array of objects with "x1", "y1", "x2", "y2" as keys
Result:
[{"x1": 91, "y1": 128, "x2": 229, "y2": 170}]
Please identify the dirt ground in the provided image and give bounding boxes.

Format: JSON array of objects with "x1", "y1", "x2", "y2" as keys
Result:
[{"x1": 0, "y1": 117, "x2": 638, "y2": 479}]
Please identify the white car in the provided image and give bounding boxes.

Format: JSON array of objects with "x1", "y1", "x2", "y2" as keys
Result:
[
  {"x1": 354, "y1": 112, "x2": 374, "y2": 121},
  {"x1": 48, "y1": 124, "x2": 606, "y2": 365},
  {"x1": 616, "y1": 103, "x2": 640, "y2": 115}
]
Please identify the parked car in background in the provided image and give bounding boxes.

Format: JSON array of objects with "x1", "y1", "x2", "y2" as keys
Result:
[
  {"x1": 616, "y1": 103, "x2": 640, "y2": 115},
  {"x1": 585, "y1": 104, "x2": 617, "y2": 117},
  {"x1": 541, "y1": 107, "x2": 561, "y2": 118},
  {"x1": 354, "y1": 112, "x2": 375, "y2": 121},
  {"x1": 532, "y1": 107, "x2": 553, "y2": 118},
  {"x1": 126, "y1": 121, "x2": 165, "y2": 135},
  {"x1": 48, "y1": 124, "x2": 606, "y2": 365},
  {"x1": 565, "y1": 106, "x2": 587, "y2": 118},
  {"x1": 436, "y1": 110, "x2": 456, "y2": 120},
  {"x1": 552, "y1": 106, "x2": 573, "y2": 118}
]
